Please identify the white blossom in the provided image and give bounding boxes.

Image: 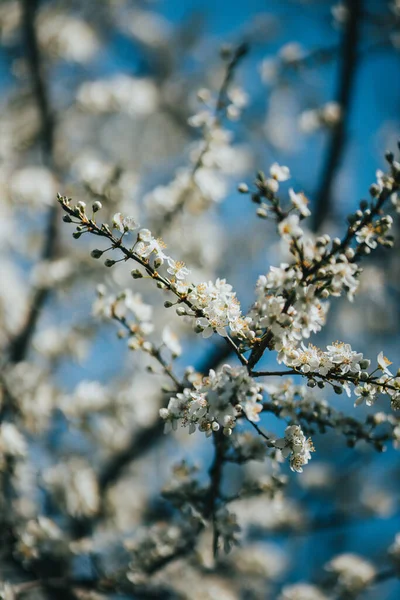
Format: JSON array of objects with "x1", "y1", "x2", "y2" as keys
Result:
[
  {"x1": 278, "y1": 215, "x2": 303, "y2": 241},
  {"x1": 325, "y1": 553, "x2": 376, "y2": 593},
  {"x1": 270, "y1": 162, "x2": 290, "y2": 182},
  {"x1": 273, "y1": 425, "x2": 315, "y2": 472},
  {"x1": 289, "y1": 188, "x2": 311, "y2": 217}
]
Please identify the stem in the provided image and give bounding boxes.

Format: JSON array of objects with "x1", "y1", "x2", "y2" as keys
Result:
[{"x1": 205, "y1": 430, "x2": 226, "y2": 558}]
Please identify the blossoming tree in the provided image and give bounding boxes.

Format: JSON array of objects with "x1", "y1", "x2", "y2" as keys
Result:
[{"x1": 1, "y1": 1, "x2": 400, "y2": 599}]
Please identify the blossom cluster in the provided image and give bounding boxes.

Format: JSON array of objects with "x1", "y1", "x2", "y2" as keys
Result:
[
  {"x1": 63, "y1": 197, "x2": 251, "y2": 343},
  {"x1": 144, "y1": 57, "x2": 249, "y2": 220},
  {"x1": 248, "y1": 268, "x2": 329, "y2": 352},
  {"x1": 187, "y1": 278, "x2": 253, "y2": 339},
  {"x1": 160, "y1": 365, "x2": 263, "y2": 436},
  {"x1": 281, "y1": 344, "x2": 400, "y2": 409},
  {"x1": 273, "y1": 425, "x2": 315, "y2": 473},
  {"x1": 93, "y1": 285, "x2": 154, "y2": 341}
]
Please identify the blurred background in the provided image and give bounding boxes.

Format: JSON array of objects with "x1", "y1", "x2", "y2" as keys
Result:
[{"x1": 1, "y1": 0, "x2": 400, "y2": 598}]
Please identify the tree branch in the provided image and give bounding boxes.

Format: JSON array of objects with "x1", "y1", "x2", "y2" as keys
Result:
[
  {"x1": 8, "y1": 0, "x2": 59, "y2": 364},
  {"x1": 312, "y1": 0, "x2": 362, "y2": 231}
]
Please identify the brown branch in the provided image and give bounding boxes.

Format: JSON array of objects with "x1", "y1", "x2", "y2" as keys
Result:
[
  {"x1": 72, "y1": 340, "x2": 235, "y2": 538},
  {"x1": 205, "y1": 430, "x2": 226, "y2": 558},
  {"x1": 8, "y1": 0, "x2": 59, "y2": 364},
  {"x1": 312, "y1": 0, "x2": 362, "y2": 231}
]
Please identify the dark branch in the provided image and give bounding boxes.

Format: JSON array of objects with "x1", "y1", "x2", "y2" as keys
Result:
[
  {"x1": 8, "y1": 0, "x2": 58, "y2": 364},
  {"x1": 312, "y1": 0, "x2": 362, "y2": 231}
]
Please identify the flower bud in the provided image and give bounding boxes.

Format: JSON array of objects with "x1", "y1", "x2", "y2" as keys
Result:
[
  {"x1": 369, "y1": 183, "x2": 380, "y2": 197},
  {"x1": 91, "y1": 249, "x2": 103, "y2": 259},
  {"x1": 238, "y1": 183, "x2": 249, "y2": 193},
  {"x1": 256, "y1": 207, "x2": 268, "y2": 218},
  {"x1": 92, "y1": 200, "x2": 102, "y2": 212},
  {"x1": 63, "y1": 214, "x2": 72, "y2": 223},
  {"x1": 359, "y1": 359, "x2": 371, "y2": 369},
  {"x1": 105, "y1": 259, "x2": 116, "y2": 267},
  {"x1": 385, "y1": 151, "x2": 394, "y2": 164},
  {"x1": 131, "y1": 269, "x2": 143, "y2": 279}
]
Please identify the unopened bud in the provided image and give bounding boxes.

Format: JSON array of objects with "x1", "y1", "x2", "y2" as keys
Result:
[
  {"x1": 131, "y1": 269, "x2": 143, "y2": 279},
  {"x1": 104, "y1": 259, "x2": 116, "y2": 267},
  {"x1": 369, "y1": 183, "x2": 380, "y2": 197},
  {"x1": 256, "y1": 207, "x2": 268, "y2": 219},
  {"x1": 385, "y1": 151, "x2": 394, "y2": 164},
  {"x1": 238, "y1": 183, "x2": 249, "y2": 193},
  {"x1": 92, "y1": 200, "x2": 102, "y2": 212},
  {"x1": 91, "y1": 249, "x2": 103, "y2": 259},
  {"x1": 359, "y1": 359, "x2": 370, "y2": 369}
]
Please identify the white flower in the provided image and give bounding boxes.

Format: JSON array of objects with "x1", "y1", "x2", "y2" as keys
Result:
[
  {"x1": 298, "y1": 108, "x2": 321, "y2": 133},
  {"x1": 0, "y1": 582, "x2": 15, "y2": 600},
  {"x1": 124, "y1": 291, "x2": 153, "y2": 322},
  {"x1": 326, "y1": 342, "x2": 363, "y2": 375},
  {"x1": 161, "y1": 366, "x2": 263, "y2": 436},
  {"x1": 354, "y1": 383, "x2": 377, "y2": 407},
  {"x1": 0, "y1": 423, "x2": 27, "y2": 465},
  {"x1": 167, "y1": 258, "x2": 190, "y2": 281},
  {"x1": 377, "y1": 351, "x2": 393, "y2": 375},
  {"x1": 325, "y1": 553, "x2": 376, "y2": 593},
  {"x1": 270, "y1": 162, "x2": 290, "y2": 181},
  {"x1": 391, "y1": 192, "x2": 400, "y2": 213},
  {"x1": 289, "y1": 188, "x2": 311, "y2": 217},
  {"x1": 278, "y1": 214, "x2": 303, "y2": 240},
  {"x1": 284, "y1": 343, "x2": 321, "y2": 374},
  {"x1": 62, "y1": 381, "x2": 109, "y2": 417},
  {"x1": 136, "y1": 229, "x2": 169, "y2": 264},
  {"x1": 274, "y1": 425, "x2": 314, "y2": 473},
  {"x1": 321, "y1": 101, "x2": 342, "y2": 126},
  {"x1": 162, "y1": 326, "x2": 182, "y2": 357},
  {"x1": 112, "y1": 212, "x2": 139, "y2": 233},
  {"x1": 44, "y1": 459, "x2": 99, "y2": 517},
  {"x1": 355, "y1": 223, "x2": 377, "y2": 249},
  {"x1": 188, "y1": 278, "x2": 250, "y2": 339},
  {"x1": 278, "y1": 583, "x2": 328, "y2": 600}
]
